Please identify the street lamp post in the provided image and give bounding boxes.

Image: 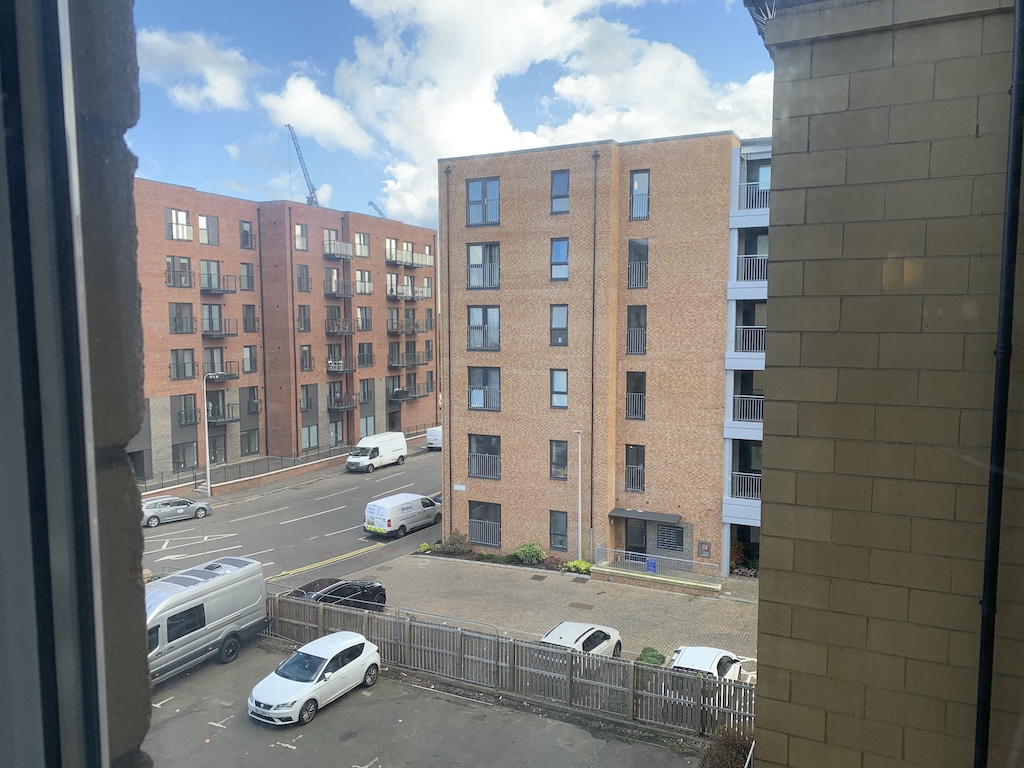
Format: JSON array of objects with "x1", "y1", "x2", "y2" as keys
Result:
[
  {"x1": 202, "y1": 371, "x2": 217, "y2": 498},
  {"x1": 573, "y1": 429, "x2": 582, "y2": 560}
]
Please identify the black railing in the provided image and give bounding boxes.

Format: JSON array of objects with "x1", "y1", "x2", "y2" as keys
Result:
[
  {"x1": 201, "y1": 317, "x2": 238, "y2": 337},
  {"x1": 207, "y1": 403, "x2": 240, "y2": 424},
  {"x1": 200, "y1": 273, "x2": 237, "y2": 293},
  {"x1": 169, "y1": 362, "x2": 197, "y2": 380},
  {"x1": 327, "y1": 356, "x2": 356, "y2": 374},
  {"x1": 203, "y1": 361, "x2": 239, "y2": 379},
  {"x1": 328, "y1": 392, "x2": 358, "y2": 411},
  {"x1": 165, "y1": 268, "x2": 194, "y2": 288},
  {"x1": 169, "y1": 316, "x2": 196, "y2": 334},
  {"x1": 326, "y1": 317, "x2": 356, "y2": 335}
]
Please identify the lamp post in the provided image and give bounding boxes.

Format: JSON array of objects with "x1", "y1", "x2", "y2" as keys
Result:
[
  {"x1": 573, "y1": 429, "x2": 582, "y2": 560},
  {"x1": 202, "y1": 370, "x2": 217, "y2": 498}
]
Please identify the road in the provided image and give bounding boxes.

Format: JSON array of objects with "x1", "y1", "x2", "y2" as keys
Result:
[{"x1": 142, "y1": 449, "x2": 443, "y2": 590}]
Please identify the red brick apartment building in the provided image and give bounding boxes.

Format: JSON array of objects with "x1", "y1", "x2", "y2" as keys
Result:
[
  {"x1": 130, "y1": 179, "x2": 438, "y2": 484},
  {"x1": 437, "y1": 133, "x2": 769, "y2": 583}
]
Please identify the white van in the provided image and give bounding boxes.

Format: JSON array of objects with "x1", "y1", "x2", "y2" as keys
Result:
[
  {"x1": 146, "y1": 556, "x2": 268, "y2": 684},
  {"x1": 364, "y1": 493, "x2": 441, "y2": 537},
  {"x1": 425, "y1": 426, "x2": 442, "y2": 450},
  {"x1": 346, "y1": 431, "x2": 408, "y2": 473}
]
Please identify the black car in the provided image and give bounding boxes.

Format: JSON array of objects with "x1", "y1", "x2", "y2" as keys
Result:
[{"x1": 285, "y1": 579, "x2": 387, "y2": 611}]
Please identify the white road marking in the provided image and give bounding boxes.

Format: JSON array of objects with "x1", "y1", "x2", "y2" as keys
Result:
[
  {"x1": 324, "y1": 524, "x2": 363, "y2": 537},
  {"x1": 275, "y1": 742, "x2": 297, "y2": 750},
  {"x1": 374, "y1": 471, "x2": 405, "y2": 482},
  {"x1": 161, "y1": 540, "x2": 169, "y2": 549},
  {"x1": 229, "y1": 506, "x2": 289, "y2": 523},
  {"x1": 152, "y1": 696, "x2": 174, "y2": 709},
  {"x1": 314, "y1": 488, "x2": 356, "y2": 501},
  {"x1": 144, "y1": 527, "x2": 195, "y2": 541},
  {"x1": 353, "y1": 759, "x2": 380, "y2": 768},
  {"x1": 279, "y1": 505, "x2": 345, "y2": 525},
  {"x1": 143, "y1": 533, "x2": 237, "y2": 556},
  {"x1": 154, "y1": 545, "x2": 242, "y2": 562},
  {"x1": 208, "y1": 715, "x2": 233, "y2": 728},
  {"x1": 371, "y1": 483, "x2": 415, "y2": 498},
  {"x1": 241, "y1": 549, "x2": 274, "y2": 558}
]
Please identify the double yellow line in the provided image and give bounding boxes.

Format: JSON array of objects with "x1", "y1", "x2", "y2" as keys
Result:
[{"x1": 267, "y1": 542, "x2": 386, "y2": 582}]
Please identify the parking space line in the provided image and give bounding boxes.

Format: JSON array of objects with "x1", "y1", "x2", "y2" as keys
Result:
[
  {"x1": 143, "y1": 533, "x2": 237, "y2": 556},
  {"x1": 152, "y1": 696, "x2": 174, "y2": 709},
  {"x1": 208, "y1": 715, "x2": 233, "y2": 728},
  {"x1": 407, "y1": 684, "x2": 494, "y2": 706},
  {"x1": 274, "y1": 742, "x2": 297, "y2": 750},
  {"x1": 371, "y1": 483, "x2": 414, "y2": 498}
]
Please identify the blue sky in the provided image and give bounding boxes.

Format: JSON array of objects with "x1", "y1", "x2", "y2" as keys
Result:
[{"x1": 130, "y1": 0, "x2": 774, "y2": 228}]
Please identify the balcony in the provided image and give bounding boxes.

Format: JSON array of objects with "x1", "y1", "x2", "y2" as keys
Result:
[
  {"x1": 625, "y1": 392, "x2": 646, "y2": 420},
  {"x1": 203, "y1": 361, "x2": 239, "y2": 380},
  {"x1": 327, "y1": 356, "x2": 356, "y2": 374},
  {"x1": 733, "y1": 394, "x2": 764, "y2": 423},
  {"x1": 468, "y1": 519, "x2": 501, "y2": 548},
  {"x1": 387, "y1": 318, "x2": 414, "y2": 335},
  {"x1": 386, "y1": 285, "x2": 414, "y2": 301},
  {"x1": 416, "y1": 350, "x2": 432, "y2": 365},
  {"x1": 200, "y1": 273, "x2": 237, "y2": 294},
  {"x1": 355, "y1": 317, "x2": 372, "y2": 332},
  {"x1": 169, "y1": 316, "x2": 196, "y2": 334},
  {"x1": 240, "y1": 231, "x2": 257, "y2": 250},
  {"x1": 385, "y1": 248, "x2": 415, "y2": 267},
  {"x1": 324, "y1": 279, "x2": 354, "y2": 298},
  {"x1": 413, "y1": 286, "x2": 432, "y2": 301},
  {"x1": 736, "y1": 254, "x2": 768, "y2": 282},
  {"x1": 629, "y1": 193, "x2": 649, "y2": 221},
  {"x1": 468, "y1": 325, "x2": 499, "y2": 351},
  {"x1": 467, "y1": 263, "x2": 500, "y2": 289},
  {"x1": 323, "y1": 240, "x2": 353, "y2": 260},
  {"x1": 326, "y1": 317, "x2": 356, "y2": 336},
  {"x1": 168, "y1": 223, "x2": 193, "y2": 241},
  {"x1": 201, "y1": 318, "x2": 238, "y2": 338},
  {"x1": 415, "y1": 318, "x2": 434, "y2": 333},
  {"x1": 739, "y1": 182, "x2": 770, "y2": 210},
  {"x1": 353, "y1": 243, "x2": 370, "y2": 258},
  {"x1": 165, "y1": 269, "x2": 194, "y2": 288},
  {"x1": 468, "y1": 452, "x2": 501, "y2": 479},
  {"x1": 625, "y1": 464, "x2": 645, "y2": 492},
  {"x1": 388, "y1": 352, "x2": 417, "y2": 368},
  {"x1": 247, "y1": 399, "x2": 262, "y2": 414},
  {"x1": 411, "y1": 250, "x2": 434, "y2": 268},
  {"x1": 206, "y1": 403, "x2": 240, "y2": 424},
  {"x1": 356, "y1": 281, "x2": 374, "y2": 295},
  {"x1": 178, "y1": 408, "x2": 200, "y2": 426},
  {"x1": 328, "y1": 392, "x2": 358, "y2": 412},
  {"x1": 626, "y1": 328, "x2": 647, "y2": 355},
  {"x1": 731, "y1": 471, "x2": 762, "y2": 500},
  {"x1": 169, "y1": 362, "x2": 196, "y2": 380},
  {"x1": 358, "y1": 353, "x2": 374, "y2": 367},
  {"x1": 467, "y1": 198, "x2": 499, "y2": 226},
  {"x1": 468, "y1": 386, "x2": 500, "y2": 411},
  {"x1": 386, "y1": 387, "x2": 415, "y2": 403},
  {"x1": 627, "y1": 261, "x2": 648, "y2": 289},
  {"x1": 243, "y1": 316, "x2": 260, "y2": 333},
  {"x1": 735, "y1": 326, "x2": 766, "y2": 353}
]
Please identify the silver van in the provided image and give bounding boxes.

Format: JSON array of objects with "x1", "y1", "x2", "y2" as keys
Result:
[
  {"x1": 146, "y1": 556, "x2": 268, "y2": 683},
  {"x1": 363, "y1": 493, "x2": 441, "y2": 537}
]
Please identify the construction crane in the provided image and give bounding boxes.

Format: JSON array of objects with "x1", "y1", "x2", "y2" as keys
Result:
[
  {"x1": 368, "y1": 201, "x2": 388, "y2": 219},
  {"x1": 285, "y1": 124, "x2": 319, "y2": 207}
]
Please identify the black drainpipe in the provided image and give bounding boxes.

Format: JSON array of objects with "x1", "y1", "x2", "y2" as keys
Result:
[
  {"x1": 256, "y1": 207, "x2": 268, "y2": 450},
  {"x1": 443, "y1": 165, "x2": 453, "y2": 538},
  {"x1": 975, "y1": 2, "x2": 1024, "y2": 766},
  {"x1": 589, "y1": 149, "x2": 599, "y2": 558}
]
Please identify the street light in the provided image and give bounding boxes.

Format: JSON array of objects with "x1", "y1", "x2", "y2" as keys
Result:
[
  {"x1": 573, "y1": 429, "x2": 582, "y2": 560},
  {"x1": 202, "y1": 370, "x2": 218, "y2": 498}
]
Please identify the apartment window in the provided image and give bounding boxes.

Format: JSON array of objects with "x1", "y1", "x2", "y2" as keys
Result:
[
  {"x1": 551, "y1": 369, "x2": 568, "y2": 408},
  {"x1": 550, "y1": 305, "x2": 568, "y2": 346},
  {"x1": 297, "y1": 305, "x2": 310, "y2": 332},
  {"x1": 165, "y1": 207, "x2": 191, "y2": 240},
  {"x1": 626, "y1": 305, "x2": 647, "y2": 355},
  {"x1": 300, "y1": 345, "x2": 314, "y2": 371},
  {"x1": 386, "y1": 375, "x2": 401, "y2": 399},
  {"x1": 468, "y1": 366, "x2": 499, "y2": 410},
  {"x1": 626, "y1": 371, "x2": 647, "y2": 420},
  {"x1": 550, "y1": 511, "x2": 568, "y2": 551},
  {"x1": 243, "y1": 304, "x2": 258, "y2": 333},
  {"x1": 168, "y1": 303, "x2": 194, "y2": 334},
  {"x1": 209, "y1": 434, "x2": 226, "y2": 464},
  {"x1": 467, "y1": 177, "x2": 500, "y2": 226},
  {"x1": 422, "y1": 276, "x2": 432, "y2": 298},
  {"x1": 301, "y1": 424, "x2": 318, "y2": 450},
  {"x1": 356, "y1": 269, "x2": 372, "y2": 294},
  {"x1": 240, "y1": 429, "x2": 259, "y2": 457},
  {"x1": 240, "y1": 220, "x2": 255, "y2": 249},
  {"x1": 551, "y1": 170, "x2": 569, "y2": 214},
  {"x1": 359, "y1": 415, "x2": 375, "y2": 438},
  {"x1": 172, "y1": 441, "x2": 198, "y2": 469},
  {"x1": 467, "y1": 434, "x2": 501, "y2": 479},
  {"x1": 295, "y1": 222, "x2": 308, "y2": 250},
  {"x1": 354, "y1": 231, "x2": 369, "y2": 258},
  {"x1": 385, "y1": 237, "x2": 398, "y2": 260},
  {"x1": 656, "y1": 525, "x2": 685, "y2": 552},
  {"x1": 468, "y1": 305, "x2": 500, "y2": 350},
  {"x1": 358, "y1": 342, "x2": 374, "y2": 368},
  {"x1": 468, "y1": 501, "x2": 501, "y2": 547},
  {"x1": 165, "y1": 255, "x2": 192, "y2": 287},
  {"x1": 245, "y1": 386, "x2": 261, "y2": 414},
  {"x1": 203, "y1": 346, "x2": 225, "y2": 375},
  {"x1": 388, "y1": 340, "x2": 401, "y2": 366},
  {"x1": 627, "y1": 239, "x2": 648, "y2": 289},
  {"x1": 425, "y1": 308, "x2": 434, "y2": 330},
  {"x1": 550, "y1": 238, "x2": 568, "y2": 280},
  {"x1": 357, "y1": 306, "x2": 372, "y2": 331},
  {"x1": 386, "y1": 272, "x2": 399, "y2": 297},
  {"x1": 201, "y1": 303, "x2": 222, "y2": 334},
  {"x1": 240, "y1": 262, "x2": 255, "y2": 291},
  {"x1": 198, "y1": 215, "x2": 218, "y2": 245},
  {"x1": 323, "y1": 228, "x2": 338, "y2": 255},
  {"x1": 736, "y1": 300, "x2": 767, "y2": 353},
  {"x1": 550, "y1": 440, "x2": 568, "y2": 480},
  {"x1": 243, "y1": 345, "x2": 258, "y2": 373},
  {"x1": 467, "y1": 242, "x2": 500, "y2": 288},
  {"x1": 625, "y1": 444, "x2": 646, "y2": 492},
  {"x1": 297, "y1": 263, "x2": 311, "y2": 292},
  {"x1": 629, "y1": 170, "x2": 650, "y2": 220},
  {"x1": 426, "y1": 370, "x2": 434, "y2": 392},
  {"x1": 177, "y1": 393, "x2": 199, "y2": 426},
  {"x1": 424, "y1": 339, "x2": 433, "y2": 362},
  {"x1": 170, "y1": 349, "x2": 195, "y2": 380},
  {"x1": 199, "y1": 259, "x2": 220, "y2": 291},
  {"x1": 300, "y1": 383, "x2": 314, "y2": 412},
  {"x1": 359, "y1": 378, "x2": 374, "y2": 404}
]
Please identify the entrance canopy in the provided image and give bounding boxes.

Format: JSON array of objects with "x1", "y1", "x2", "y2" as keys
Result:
[{"x1": 608, "y1": 507, "x2": 681, "y2": 525}]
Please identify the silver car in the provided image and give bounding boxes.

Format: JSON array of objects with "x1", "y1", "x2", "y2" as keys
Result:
[{"x1": 141, "y1": 496, "x2": 212, "y2": 528}]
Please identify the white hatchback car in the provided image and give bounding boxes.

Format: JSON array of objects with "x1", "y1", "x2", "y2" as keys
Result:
[
  {"x1": 539, "y1": 621, "x2": 622, "y2": 657},
  {"x1": 248, "y1": 632, "x2": 380, "y2": 726},
  {"x1": 669, "y1": 646, "x2": 742, "y2": 680}
]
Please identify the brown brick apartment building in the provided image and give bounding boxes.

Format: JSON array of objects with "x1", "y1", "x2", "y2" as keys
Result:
[
  {"x1": 130, "y1": 179, "x2": 438, "y2": 485},
  {"x1": 745, "y1": 0, "x2": 1024, "y2": 766},
  {"x1": 437, "y1": 134, "x2": 770, "y2": 581}
]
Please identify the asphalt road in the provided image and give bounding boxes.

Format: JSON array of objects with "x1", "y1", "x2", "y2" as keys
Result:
[{"x1": 142, "y1": 449, "x2": 444, "y2": 589}]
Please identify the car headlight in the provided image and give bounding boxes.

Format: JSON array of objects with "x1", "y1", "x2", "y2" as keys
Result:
[{"x1": 272, "y1": 701, "x2": 296, "y2": 710}]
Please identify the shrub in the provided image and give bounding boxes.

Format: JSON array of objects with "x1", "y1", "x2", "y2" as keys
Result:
[
  {"x1": 502, "y1": 553, "x2": 518, "y2": 564},
  {"x1": 514, "y1": 542, "x2": 546, "y2": 565},
  {"x1": 434, "y1": 531, "x2": 472, "y2": 555},
  {"x1": 545, "y1": 555, "x2": 565, "y2": 571},
  {"x1": 729, "y1": 541, "x2": 747, "y2": 569},
  {"x1": 562, "y1": 559, "x2": 592, "y2": 575},
  {"x1": 418, "y1": 542, "x2": 431, "y2": 553},
  {"x1": 635, "y1": 646, "x2": 666, "y2": 666},
  {"x1": 698, "y1": 725, "x2": 753, "y2": 768}
]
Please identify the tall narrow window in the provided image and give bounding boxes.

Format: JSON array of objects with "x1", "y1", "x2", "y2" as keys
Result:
[
  {"x1": 550, "y1": 440, "x2": 568, "y2": 479},
  {"x1": 240, "y1": 220, "x2": 255, "y2": 249},
  {"x1": 625, "y1": 444, "x2": 646, "y2": 492},
  {"x1": 468, "y1": 306, "x2": 500, "y2": 350},
  {"x1": 354, "y1": 232, "x2": 369, "y2": 258},
  {"x1": 240, "y1": 262, "x2": 255, "y2": 291},
  {"x1": 626, "y1": 305, "x2": 647, "y2": 355},
  {"x1": 551, "y1": 369, "x2": 568, "y2": 408},
  {"x1": 297, "y1": 305, "x2": 311, "y2": 332},
  {"x1": 243, "y1": 304, "x2": 258, "y2": 333},
  {"x1": 551, "y1": 170, "x2": 569, "y2": 214},
  {"x1": 468, "y1": 242, "x2": 500, "y2": 288},
  {"x1": 550, "y1": 511, "x2": 568, "y2": 551},
  {"x1": 295, "y1": 223, "x2": 308, "y2": 250},
  {"x1": 468, "y1": 366, "x2": 500, "y2": 410},
  {"x1": 198, "y1": 215, "x2": 218, "y2": 245},
  {"x1": 626, "y1": 371, "x2": 646, "y2": 420},
  {"x1": 165, "y1": 256, "x2": 191, "y2": 287},
  {"x1": 467, "y1": 177, "x2": 500, "y2": 226},
  {"x1": 166, "y1": 208, "x2": 191, "y2": 240},
  {"x1": 468, "y1": 434, "x2": 501, "y2": 479},
  {"x1": 550, "y1": 305, "x2": 568, "y2": 346},
  {"x1": 627, "y1": 239, "x2": 648, "y2": 289},
  {"x1": 550, "y1": 238, "x2": 568, "y2": 280},
  {"x1": 243, "y1": 345, "x2": 258, "y2": 373},
  {"x1": 300, "y1": 345, "x2": 313, "y2": 371},
  {"x1": 629, "y1": 170, "x2": 650, "y2": 220},
  {"x1": 297, "y1": 263, "x2": 311, "y2": 292}
]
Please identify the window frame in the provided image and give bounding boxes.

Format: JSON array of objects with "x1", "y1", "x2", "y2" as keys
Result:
[
  {"x1": 240, "y1": 428, "x2": 260, "y2": 457},
  {"x1": 549, "y1": 510, "x2": 568, "y2": 551},
  {"x1": 550, "y1": 369, "x2": 568, "y2": 409},
  {"x1": 466, "y1": 176, "x2": 500, "y2": 226},
  {"x1": 550, "y1": 304, "x2": 568, "y2": 346},
  {"x1": 550, "y1": 439, "x2": 568, "y2": 480},
  {"x1": 550, "y1": 238, "x2": 568, "y2": 281},
  {"x1": 551, "y1": 170, "x2": 569, "y2": 214},
  {"x1": 294, "y1": 222, "x2": 308, "y2": 251}
]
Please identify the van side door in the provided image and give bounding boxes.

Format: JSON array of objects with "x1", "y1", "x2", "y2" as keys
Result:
[{"x1": 419, "y1": 496, "x2": 436, "y2": 527}]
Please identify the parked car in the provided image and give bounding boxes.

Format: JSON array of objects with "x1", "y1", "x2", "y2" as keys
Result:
[
  {"x1": 248, "y1": 632, "x2": 380, "y2": 726},
  {"x1": 284, "y1": 578, "x2": 387, "y2": 611},
  {"x1": 539, "y1": 621, "x2": 622, "y2": 657},
  {"x1": 669, "y1": 646, "x2": 742, "y2": 680},
  {"x1": 141, "y1": 496, "x2": 212, "y2": 528},
  {"x1": 363, "y1": 492, "x2": 441, "y2": 537}
]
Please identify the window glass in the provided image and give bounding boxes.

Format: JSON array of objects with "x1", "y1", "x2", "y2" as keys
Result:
[
  {"x1": 551, "y1": 170, "x2": 569, "y2": 214},
  {"x1": 551, "y1": 369, "x2": 568, "y2": 408},
  {"x1": 550, "y1": 305, "x2": 568, "y2": 345},
  {"x1": 167, "y1": 605, "x2": 206, "y2": 642},
  {"x1": 550, "y1": 239, "x2": 568, "y2": 280}
]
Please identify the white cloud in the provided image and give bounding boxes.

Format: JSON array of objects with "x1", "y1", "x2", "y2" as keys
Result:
[
  {"x1": 258, "y1": 75, "x2": 375, "y2": 155},
  {"x1": 225, "y1": 144, "x2": 240, "y2": 160},
  {"x1": 137, "y1": 29, "x2": 262, "y2": 112},
  {"x1": 316, "y1": 183, "x2": 334, "y2": 207}
]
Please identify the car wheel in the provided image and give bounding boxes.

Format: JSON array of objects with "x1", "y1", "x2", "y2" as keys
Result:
[
  {"x1": 194, "y1": 507, "x2": 208, "y2": 519},
  {"x1": 396, "y1": 526, "x2": 407, "y2": 538},
  {"x1": 374, "y1": 593, "x2": 386, "y2": 605},
  {"x1": 218, "y1": 636, "x2": 240, "y2": 664},
  {"x1": 433, "y1": 512, "x2": 442, "y2": 526},
  {"x1": 613, "y1": 641, "x2": 622, "y2": 658},
  {"x1": 362, "y1": 664, "x2": 379, "y2": 688},
  {"x1": 366, "y1": 463, "x2": 374, "y2": 473},
  {"x1": 146, "y1": 516, "x2": 160, "y2": 528},
  {"x1": 298, "y1": 699, "x2": 317, "y2": 725},
  {"x1": 397, "y1": 455, "x2": 405, "y2": 465}
]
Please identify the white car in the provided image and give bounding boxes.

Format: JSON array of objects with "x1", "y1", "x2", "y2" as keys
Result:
[
  {"x1": 248, "y1": 632, "x2": 380, "y2": 726},
  {"x1": 141, "y1": 496, "x2": 212, "y2": 528},
  {"x1": 669, "y1": 646, "x2": 741, "y2": 680},
  {"x1": 539, "y1": 621, "x2": 622, "y2": 657}
]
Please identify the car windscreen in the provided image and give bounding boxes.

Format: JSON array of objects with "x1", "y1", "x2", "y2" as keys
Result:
[
  {"x1": 275, "y1": 651, "x2": 327, "y2": 683},
  {"x1": 350, "y1": 447, "x2": 370, "y2": 457}
]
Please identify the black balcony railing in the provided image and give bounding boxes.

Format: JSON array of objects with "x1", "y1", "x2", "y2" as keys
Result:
[
  {"x1": 243, "y1": 316, "x2": 260, "y2": 333},
  {"x1": 169, "y1": 361, "x2": 196, "y2": 380},
  {"x1": 207, "y1": 403, "x2": 240, "y2": 424},
  {"x1": 627, "y1": 261, "x2": 648, "y2": 289},
  {"x1": 327, "y1": 356, "x2": 356, "y2": 374},
  {"x1": 201, "y1": 317, "x2": 238, "y2": 337},
  {"x1": 203, "y1": 361, "x2": 239, "y2": 380},
  {"x1": 386, "y1": 285, "x2": 414, "y2": 301},
  {"x1": 467, "y1": 198, "x2": 499, "y2": 226},
  {"x1": 165, "y1": 268, "x2": 194, "y2": 288},
  {"x1": 388, "y1": 352, "x2": 417, "y2": 368},
  {"x1": 387, "y1": 319, "x2": 414, "y2": 334},
  {"x1": 386, "y1": 387, "x2": 415, "y2": 402},
  {"x1": 626, "y1": 328, "x2": 647, "y2": 355},
  {"x1": 355, "y1": 317, "x2": 372, "y2": 332},
  {"x1": 358, "y1": 353, "x2": 374, "y2": 367},
  {"x1": 300, "y1": 354, "x2": 315, "y2": 372},
  {"x1": 297, "y1": 276, "x2": 313, "y2": 292},
  {"x1": 356, "y1": 281, "x2": 374, "y2": 295},
  {"x1": 240, "y1": 231, "x2": 256, "y2": 250},
  {"x1": 169, "y1": 316, "x2": 196, "y2": 334},
  {"x1": 468, "y1": 325, "x2": 499, "y2": 351},
  {"x1": 239, "y1": 273, "x2": 255, "y2": 291},
  {"x1": 178, "y1": 408, "x2": 200, "y2": 426},
  {"x1": 299, "y1": 397, "x2": 313, "y2": 412},
  {"x1": 324, "y1": 279, "x2": 354, "y2": 298},
  {"x1": 326, "y1": 317, "x2": 356, "y2": 335},
  {"x1": 629, "y1": 193, "x2": 650, "y2": 221},
  {"x1": 200, "y1": 273, "x2": 237, "y2": 293},
  {"x1": 625, "y1": 464, "x2": 645, "y2": 492},
  {"x1": 328, "y1": 392, "x2": 358, "y2": 411}
]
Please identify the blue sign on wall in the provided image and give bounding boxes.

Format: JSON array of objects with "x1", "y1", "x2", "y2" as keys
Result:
[{"x1": 646, "y1": 557, "x2": 657, "y2": 574}]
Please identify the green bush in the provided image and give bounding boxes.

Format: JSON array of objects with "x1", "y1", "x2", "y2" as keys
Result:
[
  {"x1": 503, "y1": 553, "x2": 518, "y2": 564},
  {"x1": 698, "y1": 725, "x2": 753, "y2": 768},
  {"x1": 514, "y1": 542, "x2": 546, "y2": 565},
  {"x1": 434, "y1": 531, "x2": 472, "y2": 555},
  {"x1": 636, "y1": 646, "x2": 666, "y2": 666},
  {"x1": 562, "y1": 559, "x2": 592, "y2": 574},
  {"x1": 418, "y1": 542, "x2": 431, "y2": 553}
]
